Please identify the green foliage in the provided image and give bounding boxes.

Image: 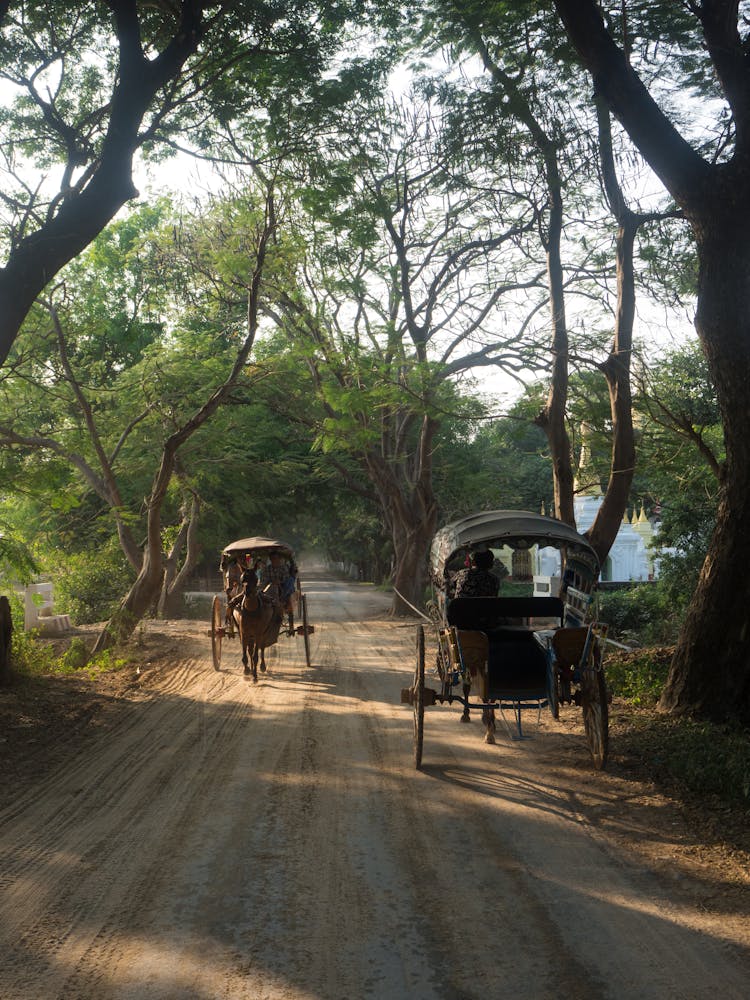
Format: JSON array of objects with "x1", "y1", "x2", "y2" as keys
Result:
[
  {"x1": 433, "y1": 399, "x2": 552, "y2": 520},
  {"x1": 497, "y1": 579, "x2": 532, "y2": 597},
  {"x1": 82, "y1": 647, "x2": 129, "y2": 677},
  {"x1": 51, "y1": 543, "x2": 135, "y2": 626},
  {"x1": 653, "y1": 546, "x2": 705, "y2": 614},
  {"x1": 58, "y1": 637, "x2": 89, "y2": 671},
  {"x1": 598, "y1": 584, "x2": 682, "y2": 646},
  {"x1": 0, "y1": 525, "x2": 38, "y2": 584},
  {"x1": 605, "y1": 646, "x2": 672, "y2": 705},
  {"x1": 10, "y1": 627, "x2": 56, "y2": 674},
  {"x1": 10, "y1": 626, "x2": 128, "y2": 678}
]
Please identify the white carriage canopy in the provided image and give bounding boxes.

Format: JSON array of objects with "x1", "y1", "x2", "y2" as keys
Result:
[
  {"x1": 222, "y1": 536, "x2": 295, "y2": 560},
  {"x1": 430, "y1": 510, "x2": 599, "y2": 580}
]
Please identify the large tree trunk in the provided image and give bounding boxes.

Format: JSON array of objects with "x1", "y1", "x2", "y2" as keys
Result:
[
  {"x1": 390, "y1": 508, "x2": 438, "y2": 614},
  {"x1": 366, "y1": 416, "x2": 439, "y2": 616},
  {"x1": 0, "y1": 595, "x2": 12, "y2": 685},
  {"x1": 584, "y1": 101, "x2": 637, "y2": 560},
  {"x1": 157, "y1": 495, "x2": 201, "y2": 617},
  {"x1": 660, "y1": 217, "x2": 750, "y2": 723},
  {"x1": 584, "y1": 112, "x2": 640, "y2": 562}
]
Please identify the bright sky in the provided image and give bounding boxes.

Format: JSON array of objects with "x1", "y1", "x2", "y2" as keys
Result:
[{"x1": 134, "y1": 144, "x2": 696, "y2": 415}]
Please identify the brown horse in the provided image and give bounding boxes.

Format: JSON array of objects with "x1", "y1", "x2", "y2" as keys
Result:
[{"x1": 232, "y1": 579, "x2": 280, "y2": 681}]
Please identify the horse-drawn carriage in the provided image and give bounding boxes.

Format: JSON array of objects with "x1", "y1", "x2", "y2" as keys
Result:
[
  {"x1": 210, "y1": 536, "x2": 313, "y2": 678},
  {"x1": 402, "y1": 510, "x2": 609, "y2": 770}
]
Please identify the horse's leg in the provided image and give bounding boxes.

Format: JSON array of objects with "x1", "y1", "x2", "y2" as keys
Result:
[
  {"x1": 238, "y1": 616, "x2": 251, "y2": 675},
  {"x1": 460, "y1": 681, "x2": 471, "y2": 723},
  {"x1": 259, "y1": 643, "x2": 266, "y2": 673},
  {"x1": 482, "y1": 707, "x2": 496, "y2": 744},
  {"x1": 251, "y1": 643, "x2": 258, "y2": 683}
]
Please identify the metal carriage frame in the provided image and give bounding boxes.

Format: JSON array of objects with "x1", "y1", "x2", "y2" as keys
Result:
[
  {"x1": 210, "y1": 535, "x2": 313, "y2": 671},
  {"x1": 402, "y1": 510, "x2": 609, "y2": 770}
]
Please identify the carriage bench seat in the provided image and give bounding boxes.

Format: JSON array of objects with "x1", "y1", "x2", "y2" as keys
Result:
[
  {"x1": 447, "y1": 596, "x2": 564, "y2": 630},
  {"x1": 448, "y1": 597, "x2": 563, "y2": 701}
]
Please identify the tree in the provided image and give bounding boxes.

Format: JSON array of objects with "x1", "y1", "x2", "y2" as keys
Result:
[
  {"x1": 96, "y1": 188, "x2": 277, "y2": 647},
  {"x1": 421, "y1": 2, "x2": 683, "y2": 571},
  {"x1": 0, "y1": 0, "x2": 383, "y2": 367},
  {"x1": 0, "y1": 187, "x2": 278, "y2": 646},
  {"x1": 262, "y1": 97, "x2": 541, "y2": 611},
  {"x1": 553, "y1": 1, "x2": 750, "y2": 723}
]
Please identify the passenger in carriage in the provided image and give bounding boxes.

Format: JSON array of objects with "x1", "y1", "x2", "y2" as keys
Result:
[
  {"x1": 451, "y1": 548, "x2": 500, "y2": 599},
  {"x1": 260, "y1": 551, "x2": 298, "y2": 634},
  {"x1": 221, "y1": 553, "x2": 243, "y2": 599},
  {"x1": 222, "y1": 553, "x2": 245, "y2": 624}
]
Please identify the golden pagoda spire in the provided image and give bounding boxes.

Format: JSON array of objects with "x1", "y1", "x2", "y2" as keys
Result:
[{"x1": 574, "y1": 421, "x2": 602, "y2": 497}]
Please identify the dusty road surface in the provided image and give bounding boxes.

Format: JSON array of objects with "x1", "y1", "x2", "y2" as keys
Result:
[{"x1": 1, "y1": 571, "x2": 749, "y2": 999}]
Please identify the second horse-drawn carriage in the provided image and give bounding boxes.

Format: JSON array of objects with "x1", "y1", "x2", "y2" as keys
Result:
[
  {"x1": 402, "y1": 510, "x2": 609, "y2": 770},
  {"x1": 210, "y1": 536, "x2": 313, "y2": 678}
]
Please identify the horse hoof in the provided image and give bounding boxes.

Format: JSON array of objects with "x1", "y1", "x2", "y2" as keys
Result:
[
  {"x1": 484, "y1": 731, "x2": 496, "y2": 745},
  {"x1": 260, "y1": 663, "x2": 266, "y2": 673},
  {"x1": 243, "y1": 665, "x2": 250, "y2": 675},
  {"x1": 253, "y1": 675, "x2": 258, "y2": 684},
  {"x1": 460, "y1": 714, "x2": 471, "y2": 724}
]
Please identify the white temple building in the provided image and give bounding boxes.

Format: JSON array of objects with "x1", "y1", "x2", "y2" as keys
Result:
[
  {"x1": 534, "y1": 495, "x2": 656, "y2": 586},
  {"x1": 533, "y1": 424, "x2": 660, "y2": 590}
]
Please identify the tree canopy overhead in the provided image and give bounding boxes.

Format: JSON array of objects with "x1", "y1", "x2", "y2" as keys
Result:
[{"x1": 0, "y1": 0, "x2": 396, "y2": 366}]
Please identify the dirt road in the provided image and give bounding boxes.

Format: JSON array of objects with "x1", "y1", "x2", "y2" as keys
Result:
[{"x1": 1, "y1": 573, "x2": 748, "y2": 999}]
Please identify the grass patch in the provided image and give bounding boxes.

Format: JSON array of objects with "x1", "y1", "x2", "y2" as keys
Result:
[
  {"x1": 11, "y1": 629, "x2": 130, "y2": 680},
  {"x1": 615, "y1": 711, "x2": 750, "y2": 806}
]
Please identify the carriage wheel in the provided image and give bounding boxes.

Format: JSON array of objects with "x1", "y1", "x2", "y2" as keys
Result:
[
  {"x1": 211, "y1": 595, "x2": 223, "y2": 671},
  {"x1": 302, "y1": 593, "x2": 312, "y2": 668},
  {"x1": 413, "y1": 625, "x2": 426, "y2": 769},
  {"x1": 581, "y1": 653, "x2": 608, "y2": 769}
]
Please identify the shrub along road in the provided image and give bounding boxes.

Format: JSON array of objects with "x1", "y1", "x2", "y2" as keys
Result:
[{"x1": 0, "y1": 573, "x2": 748, "y2": 998}]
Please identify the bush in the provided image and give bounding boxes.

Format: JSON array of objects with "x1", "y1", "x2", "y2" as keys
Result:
[
  {"x1": 51, "y1": 543, "x2": 135, "y2": 625},
  {"x1": 58, "y1": 637, "x2": 89, "y2": 670},
  {"x1": 655, "y1": 547, "x2": 703, "y2": 613},
  {"x1": 597, "y1": 583, "x2": 681, "y2": 646},
  {"x1": 10, "y1": 626, "x2": 56, "y2": 674},
  {"x1": 9, "y1": 623, "x2": 128, "y2": 678},
  {"x1": 605, "y1": 647, "x2": 673, "y2": 705}
]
